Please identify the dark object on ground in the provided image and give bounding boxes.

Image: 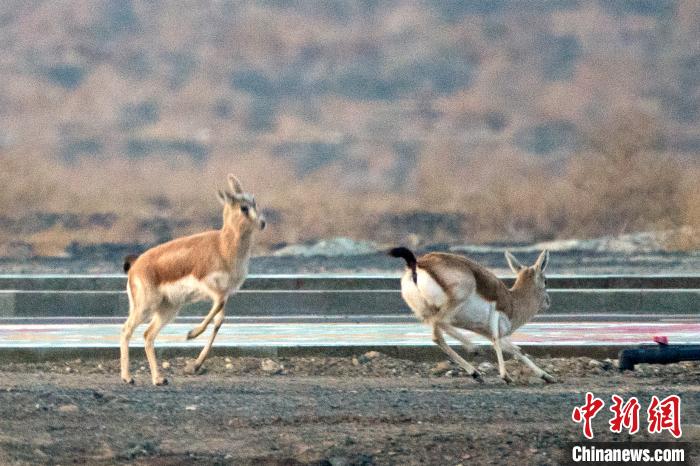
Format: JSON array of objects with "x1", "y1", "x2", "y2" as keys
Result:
[{"x1": 618, "y1": 344, "x2": 700, "y2": 371}]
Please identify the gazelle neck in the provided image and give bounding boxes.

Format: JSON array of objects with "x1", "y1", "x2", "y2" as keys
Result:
[
  {"x1": 220, "y1": 224, "x2": 254, "y2": 266},
  {"x1": 507, "y1": 278, "x2": 540, "y2": 329}
]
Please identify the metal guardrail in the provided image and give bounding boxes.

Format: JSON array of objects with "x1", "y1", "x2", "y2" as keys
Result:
[{"x1": 0, "y1": 274, "x2": 697, "y2": 322}]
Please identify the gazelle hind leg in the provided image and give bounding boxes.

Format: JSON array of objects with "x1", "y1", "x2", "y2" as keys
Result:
[
  {"x1": 441, "y1": 324, "x2": 479, "y2": 355},
  {"x1": 120, "y1": 300, "x2": 146, "y2": 384},
  {"x1": 501, "y1": 338, "x2": 556, "y2": 383},
  {"x1": 489, "y1": 306, "x2": 512, "y2": 384},
  {"x1": 186, "y1": 303, "x2": 226, "y2": 374},
  {"x1": 143, "y1": 310, "x2": 175, "y2": 386},
  {"x1": 120, "y1": 313, "x2": 140, "y2": 384},
  {"x1": 432, "y1": 325, "x2": 483, "y2": 383}
]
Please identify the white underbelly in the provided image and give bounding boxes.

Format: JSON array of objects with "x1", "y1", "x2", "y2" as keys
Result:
[
  {"x1": 451, "y1": 294, "x2": 512, "y2": 337},
  {"x1": 159, "y1": 272, "x2": 241, "y2": 305}
]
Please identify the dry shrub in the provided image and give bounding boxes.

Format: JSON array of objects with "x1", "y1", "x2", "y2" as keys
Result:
[
  {"x1": 563, "y1": 151, "x2": 683, "y2": 236},
  {"x1": 559, "y1": 110, "x2": 685, "y2": 238}
]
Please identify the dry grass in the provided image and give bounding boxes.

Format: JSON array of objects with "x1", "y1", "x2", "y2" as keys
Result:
[{"x1": 1, "y1": 129, "x2": 697, "y2": 255}]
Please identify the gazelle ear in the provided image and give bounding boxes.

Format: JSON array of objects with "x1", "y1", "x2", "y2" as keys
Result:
[
  {"x1": 217, "y1": 190, "x2": 228, "y2": 206},
  {"x1": 505, "y1": 251, "x2": 525, "y2": 273},
  {"x1": 228, "y1": 174, "x2": 243, "y2": 194},
  {"x1": 534, "y1": 249, "x2": 549, "y2": 272}
]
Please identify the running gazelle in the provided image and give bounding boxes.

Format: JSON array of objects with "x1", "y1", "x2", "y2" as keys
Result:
[
  {"x1": 389, "y1": 247, "x2": 554, "y2": 383},
  {"x1": 121, "y1": 174, "x2": 266, "y2": 385}
]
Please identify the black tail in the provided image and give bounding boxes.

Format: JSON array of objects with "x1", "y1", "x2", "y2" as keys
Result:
[
  {"x1": 388, "y1": 247, "x2": 418, "y2": 284},
  {"x1": 123, "y1": 254, "x2": 139, "y2": 273}
]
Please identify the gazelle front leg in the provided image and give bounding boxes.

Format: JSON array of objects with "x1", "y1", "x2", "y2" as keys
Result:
[
  {"x1": 185, "y1": 303, "x2": 226, "y2": 375},
  {"x1": 432, "y1": 324, "x2": 483, "y2": 383},
  {"x1": 501, "y1": 338, "x2": 556, "y2": 383},
  {"x1": 187, "y1": 297, "x2": 225, "y2": 340},
  {"x1": 489, "y1": 304, "x2": 512, "y2": 384}
]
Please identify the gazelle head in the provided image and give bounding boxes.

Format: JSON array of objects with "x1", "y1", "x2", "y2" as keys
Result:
[
  {"x1": 505, "y1": 249, "x2": 550, "y2": 312},
  {"x1": 218, "y1": 174, "x2": 266, "y2": 232}
]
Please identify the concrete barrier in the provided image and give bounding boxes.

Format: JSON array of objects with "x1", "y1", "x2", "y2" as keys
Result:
[
  {"x1": 0, "y1": 275, "x2": 697, "y2": 320},
  {"x1": 0, "y1": 275, "x2": 697, "y2": 361},
  {"x1": 1, "y1": 274, "x2": 699, "y2": 291}
]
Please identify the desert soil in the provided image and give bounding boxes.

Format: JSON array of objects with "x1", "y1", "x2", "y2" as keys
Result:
[{"x1": 0, "y1": 354, "x2": 698, "y2": 465}]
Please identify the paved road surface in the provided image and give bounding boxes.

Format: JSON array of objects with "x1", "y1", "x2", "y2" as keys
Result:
[{"x1": 1, "y1": 321, "x2": 698, "y2": 349}]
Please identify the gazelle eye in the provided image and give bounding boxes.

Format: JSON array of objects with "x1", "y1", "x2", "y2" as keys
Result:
[{"x1": 240, "y1": 206, "x2": 249, "y2": 215}]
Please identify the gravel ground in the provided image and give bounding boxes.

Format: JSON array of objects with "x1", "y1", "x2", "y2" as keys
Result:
[{"x1": 1, "y1": 354, "x2": 698, "y2": 465}]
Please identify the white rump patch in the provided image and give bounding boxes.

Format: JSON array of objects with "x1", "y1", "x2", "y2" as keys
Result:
[{"x1": 400, "y1": 268, "x2": 449, "y2": 321}]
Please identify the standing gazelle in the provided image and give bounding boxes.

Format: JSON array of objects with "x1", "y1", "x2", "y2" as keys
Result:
[
  {"x1": 120, "y1": 174, "x2": 266, "y2": 385},
  {"x1": 389, "y1": 247, "x2": 554, "y2": 384}
]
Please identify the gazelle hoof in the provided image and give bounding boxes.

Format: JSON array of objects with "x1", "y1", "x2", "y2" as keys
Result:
[
  {"x1": 541, "y1": 373, "x2": 557, "y2": 383},
  {"x1": 501, "y1": 373, "x2": 513, "y2": 384},
  {"x1": 154, "y1": 378, "x2": 169, "y2": 386},
  {"x1": 184, "y1": 361, "x2": 200, "y2": 375},
  {"x1": 471, "y1": 371, "x2": 485, "y2": 383},
  {"x1": 186, "y1": 329, "x2": 199, "y2": 340},
  {"x1": 122, "y1": 377, "x2": 135, "y2": 385}
]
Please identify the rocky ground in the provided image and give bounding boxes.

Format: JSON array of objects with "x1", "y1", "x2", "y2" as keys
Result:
[{"x1": 1, "y1": 354, "x2": 698, "y2": 465}]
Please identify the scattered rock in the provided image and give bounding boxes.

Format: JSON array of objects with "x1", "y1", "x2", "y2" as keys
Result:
[
  {"x1": 431, "y1": 361, "x2": 452, "y2": 375},
  {"x1": 224, "y1": 357, "x2": 232, "y2": 363},
  {"x1": 161, "y1": 361, "x2": 170, "y2": 369},
  {"x1": 527, "y1": 376, "x2": 546, "y2": 385},
  {"x1": 328, "y1": 456, "x2": 349, "y2": 466},
  {"x1": 478, "y1": 362, "x2": 494, "y2": 373},
  {"x1": 57, "y1": 404, "x2": 78, "y2": 413},
  {"x1": 185, "y1": 405, "x2": 197, "y2": 411},
  {"x1": 357, "y1": 351, "x2": 382, "y2": 364},
  {"x1": 225, "y1": 363, "x2": 233, "y2": 370},
  {"x1": 119, "y1": 441, "x2": 159, "y2": 460},
  {"x1": 587, "y1": 359, "x2": 602, "y2": 368},
  {"x1": 261, "y1": 359, "x2": 283, "y2": 373}
]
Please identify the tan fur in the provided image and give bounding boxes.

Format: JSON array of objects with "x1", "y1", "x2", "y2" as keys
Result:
[
  {"x1": 397, "y1": 249, "x2": 553, "y2": 384},
  {"x1": 120, "y1": 174, "x2": 266, "y2": 386},
  {"x1": 418, "y1": 253, "x2": 514, "y2": 315}
]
